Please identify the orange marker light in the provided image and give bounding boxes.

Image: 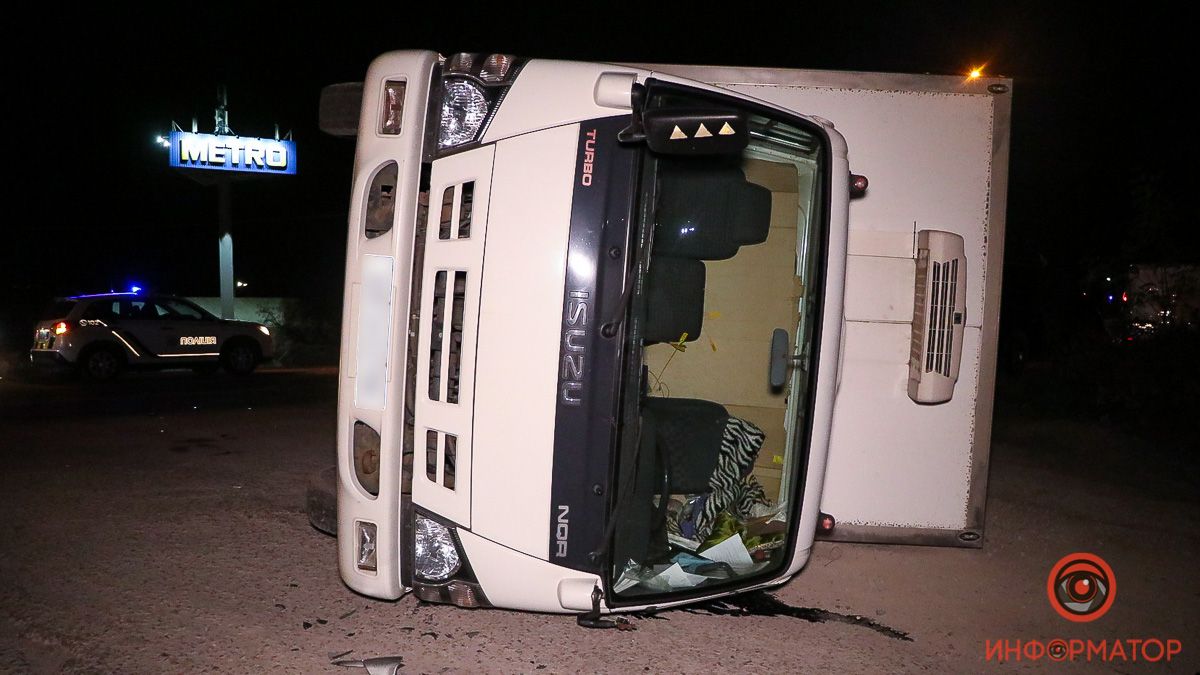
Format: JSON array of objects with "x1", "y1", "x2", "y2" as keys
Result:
[
  {"x1": 968, "y1": 67, "x2": 984, "y2": 80},
  {"x1": 54, "y1": 322, "x2": 69, "y2": 335}
]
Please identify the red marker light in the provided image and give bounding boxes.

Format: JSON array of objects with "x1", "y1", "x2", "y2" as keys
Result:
[
  {"x1": 54, "y1": 321, "x2": 69, "y2": 335},
  {"x1": 849, "y1": 174, "x2": 869, "y2": 197},
  {"x1": 1121, "y1": 292, "x2": 1128, "y2": 302},
  {"x1": 817, "y1": 512, "x2": 836, "y2": 534}
]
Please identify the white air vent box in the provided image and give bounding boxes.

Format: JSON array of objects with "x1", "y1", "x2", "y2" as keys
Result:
[{"x1": 908, "y1": 230, "x2": 966, "y2": 404}]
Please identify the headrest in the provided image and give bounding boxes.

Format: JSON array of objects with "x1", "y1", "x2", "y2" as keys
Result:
[{"x1": 654, "y1": 160, "x2": 772, "y2": 260}]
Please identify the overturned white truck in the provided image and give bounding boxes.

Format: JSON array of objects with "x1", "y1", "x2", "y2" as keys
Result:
[{"x1": 318, "y1": 50, "x2": 1011, "y2": 618}]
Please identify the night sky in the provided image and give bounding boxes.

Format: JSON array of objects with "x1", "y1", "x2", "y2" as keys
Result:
[{"x1": 4, "y1": 6, "x2": 1195, "y2": 347}]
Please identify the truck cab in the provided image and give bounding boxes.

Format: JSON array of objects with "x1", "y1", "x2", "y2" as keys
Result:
[{"x1": 325, "y1": 51, "x2": 1010, "y2": 614}]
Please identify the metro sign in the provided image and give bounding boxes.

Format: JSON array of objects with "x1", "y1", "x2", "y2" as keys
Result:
[{"x1": 168, "y1": 131, "x2": 297, "y2": 175}]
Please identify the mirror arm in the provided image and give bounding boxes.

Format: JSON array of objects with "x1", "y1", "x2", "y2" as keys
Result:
[{"x1": 617, "y1": 83, "x2": 647, "y2": 144}]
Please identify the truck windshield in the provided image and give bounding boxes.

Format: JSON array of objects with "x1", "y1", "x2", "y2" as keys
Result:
[{"x1": 610, "y1": 92, "x2": 827, "y2": 600}]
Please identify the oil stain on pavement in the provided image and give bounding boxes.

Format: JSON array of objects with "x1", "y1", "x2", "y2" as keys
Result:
[{"x1": 674, "y1": 591, "x2": 913, "y2": 641}]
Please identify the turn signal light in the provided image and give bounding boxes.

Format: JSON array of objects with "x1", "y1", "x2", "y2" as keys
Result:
[
  {"x1": 380, "y1": 80, "x2": 407, "y2": 135},
  {"x1": 479, "y1": 54, "x2": 514, "y2": 83},
  {"x1": 446, "y1": 53, "x2": 476, "y2": 75}
]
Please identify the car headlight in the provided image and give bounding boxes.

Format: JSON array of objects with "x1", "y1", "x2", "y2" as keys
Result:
[
  {"x1": 435, "y1": 53, "x2": 523, "y2": 152},
  {"x1": 414, "y1": 514, "x2": 461, "y2": 581},
  {"x1": 257, "y1": 325, "x2": 270, "y2": 336}
]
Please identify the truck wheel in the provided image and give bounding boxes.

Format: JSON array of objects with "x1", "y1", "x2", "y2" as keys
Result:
[
  {"x1": 306, "y1": 465, "x2": 338, "y2": 536},
  {"x1": 80, "y1": 346, "x2": 123, "y2": 381},
  {"x1": 221, "y1": 341, "x2": 258, "y2": 376}
]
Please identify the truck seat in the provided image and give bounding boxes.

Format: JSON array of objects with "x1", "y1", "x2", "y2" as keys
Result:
[
  {"x1": 643, "y1": 256, "x2": 706, "y2": 343},
  {"x1": 653, "y1": 160, "x2": 772, "y2": 260}
]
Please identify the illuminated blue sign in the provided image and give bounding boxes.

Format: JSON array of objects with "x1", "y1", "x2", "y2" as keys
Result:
[{"x1": 168, "y1": 131, "x2": 296, "y2": 175}]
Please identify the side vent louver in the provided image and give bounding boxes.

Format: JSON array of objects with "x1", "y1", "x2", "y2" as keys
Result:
[
  {"x1": 908, "y1": 230, "x2": 966, "y2": 404},
  {"x1": 425, "y1": 429, "x2": 457, "y2": 490},
  {"x1": 437, "y1": 181, "x2": 475, "y2": 240}
]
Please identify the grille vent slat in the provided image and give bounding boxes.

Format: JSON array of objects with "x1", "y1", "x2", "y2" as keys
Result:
[
  {"x1": 437, "y1": 181, "x2": 475, "y2": 241},
  {"x1": 924, "y1": 259, "x2": 959, "y2": 377},
  {"x1": 424, "y1": 429, "x2": 457, "y2": 491}
]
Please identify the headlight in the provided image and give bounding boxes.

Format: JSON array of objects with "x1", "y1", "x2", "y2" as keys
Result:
[
  {"x1": 434, "y1": 53, "x2": 523, "y2": 152},
  {"x1": 414, "y1": 514, "x2": 461, "y2": 581},
  {"x1": 438, "y1": 80, "x2": 489, "y2": 149},
  {"x1": 257, "y1": 325, "x2": 270, "y2": 336}
]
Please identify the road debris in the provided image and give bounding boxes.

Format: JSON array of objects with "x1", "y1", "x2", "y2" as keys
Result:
[{"x1": 332, "y1": 656, "x2": 405, "y2": 674}]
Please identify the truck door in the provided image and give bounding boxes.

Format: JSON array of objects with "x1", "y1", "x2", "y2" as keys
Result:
[
  {"x1": 111, "y1": 299, "x2": 166, "y2": 356},
  {"x1": 641, "y1": 65, "x2": 1012, "y2": 547},
  {"x1": 116, "y1": 299, "x2": 206, "y2": 358},
  {"x1": 158, "y1": 298, "x2": 221, "y2": 356}
]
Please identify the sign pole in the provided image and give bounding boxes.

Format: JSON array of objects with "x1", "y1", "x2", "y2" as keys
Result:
[{"x1": 217, "y1": 180, "x2": 235, "y2": 320}]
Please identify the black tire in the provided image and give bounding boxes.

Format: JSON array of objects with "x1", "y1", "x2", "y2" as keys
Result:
[
  {"x1": 80, "y1": 346, "x2": 123, "y2": 381},
  {"x1": 306, "y1": 465, "x2": 338, "y2": 536},
  {"x1": 221, "y1": 340, "x2": 259, "y2": 376}
]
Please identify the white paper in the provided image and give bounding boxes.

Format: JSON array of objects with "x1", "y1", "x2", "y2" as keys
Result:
[
  {"x1": 652, "y1": 563, "x2": 709, "y2": 588},
  {"x1": 698, "y1": 533, "x2": 756, "y2": 573},
  {"x1": 614, "y1": 564, "x2": 675, "y2": 593}
]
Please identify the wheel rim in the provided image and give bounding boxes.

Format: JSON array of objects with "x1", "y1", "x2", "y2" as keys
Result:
[
  {"x1": 230, "y1": 346, "x2": 254, "y2": 371},
  {"x1": 90, "y1": 352, "x2": 117, "y2": 378}
]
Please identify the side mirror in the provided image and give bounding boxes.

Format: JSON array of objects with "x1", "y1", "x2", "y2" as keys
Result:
[
  {"x1": 319, "y1": 82, "x2": 364, "y2": 137},
  {"x1": 643, "y1": 108, "x2": 748, "y2": 156}
]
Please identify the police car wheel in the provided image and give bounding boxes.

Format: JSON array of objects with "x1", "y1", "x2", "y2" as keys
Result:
[
  {"x1": 81, "y1": 347, "x2": 122, "y2": 381},
  {"x1": 222, "y1": 342, "x2": 258, "y2": 376}
]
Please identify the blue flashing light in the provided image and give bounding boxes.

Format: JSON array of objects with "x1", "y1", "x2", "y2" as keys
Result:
[
  {"x1": 67, "y1": 291, "x2": 141, "y2": 300},
  {"x1": 130, "y1": 285, "x2": 142, "y2": 294}
]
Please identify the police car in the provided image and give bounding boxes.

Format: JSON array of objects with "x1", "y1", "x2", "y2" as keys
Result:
[{"x1": 30, "y1": 292, "x2": 274, "y2": 380}]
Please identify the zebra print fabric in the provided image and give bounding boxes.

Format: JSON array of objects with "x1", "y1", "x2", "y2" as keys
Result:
[{"x1": 693, "y1": 416, "x2": 767, "y2": 541}]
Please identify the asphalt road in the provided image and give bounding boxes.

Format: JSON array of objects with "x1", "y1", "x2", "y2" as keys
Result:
[{"x1": 1, "y1": 368, "x2": 1196, "y2": 673}]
